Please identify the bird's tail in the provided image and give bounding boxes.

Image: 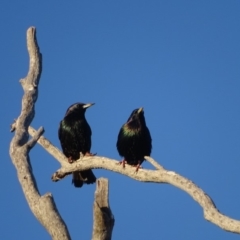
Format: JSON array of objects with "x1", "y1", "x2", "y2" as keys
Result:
[{"x1": 72, "y1": 170, "x2": 96, "y2": 188}]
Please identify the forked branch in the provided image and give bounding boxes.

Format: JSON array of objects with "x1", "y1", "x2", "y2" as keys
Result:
[
  {"x1": 28, "y1": 126, "x2": 240, "y2": 234},
  {"x1": 9, "y1": 27, "x2": 240, "y2": 240},
  {"x1": 9, "y1": 27, "x2": 71, "y2": 240}
]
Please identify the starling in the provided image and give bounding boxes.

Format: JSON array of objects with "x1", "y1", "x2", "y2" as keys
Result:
[
  {"x1": 116, "y1": 107, "x2": 152, "y2": 171},
  {"x1": 58, "y1": 102, "x2": 96, "y2": 187}
]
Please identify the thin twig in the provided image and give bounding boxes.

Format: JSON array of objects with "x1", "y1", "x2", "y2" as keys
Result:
[{"x1": 144, "y1": 156, "x2": 165, "y2": 170}]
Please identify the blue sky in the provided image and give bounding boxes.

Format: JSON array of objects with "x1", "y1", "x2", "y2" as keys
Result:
[{"x1": 1, "y1": 1, "x2": 240, "y2": 239}]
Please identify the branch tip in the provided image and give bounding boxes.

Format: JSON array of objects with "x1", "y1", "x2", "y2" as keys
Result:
[
  {"x1": 92, "y1": 178, "x2": 114, "y2": 240},
  {"x1": 144, "y1": 156, "x2": 164, "y2": 170}
]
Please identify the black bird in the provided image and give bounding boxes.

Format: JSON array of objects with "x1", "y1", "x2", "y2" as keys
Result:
[
  {"x1": 58, "y1": 102, "x2": 96, "y2": 187},
  {"x1": 116, "y1": 107, "x2": 152, "y2": 171}
]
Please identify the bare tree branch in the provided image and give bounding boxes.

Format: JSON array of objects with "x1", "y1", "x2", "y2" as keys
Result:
[
  {"x1": 9, "y1": 27, "x2": 71, "y2": 240},
  {"x1": 10, "y1": 27, "x2": 240, "y2": 239},
  {"x1": 29, "y1": 126, "x2": 69, "y2": 167},
  {"x1": 26, "y1": 126, "x2": 44, "y2": 150},
  {"x1": 92, "y1": 178, "x2": 114, "y2": 240},
  {"x1": 144, "y1": 156, "x2": 164, "y2": 170},
  {"x1": 28, "y1": 126, "x2": 240, "y2": 234}
]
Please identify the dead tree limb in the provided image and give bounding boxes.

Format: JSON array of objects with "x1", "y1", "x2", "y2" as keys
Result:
[
  {"x1": 28, "y1": 126, "x2": 240, "y2": 234},
  {"x1": 9, "y1": 27, "x2": 71, "y2": 240},
  {"x1": 92, "y1": 178, "x2": 114, "y2": 240},
  {"x1": 9, "y1": 26, "x2": 240, "y2": 239}
]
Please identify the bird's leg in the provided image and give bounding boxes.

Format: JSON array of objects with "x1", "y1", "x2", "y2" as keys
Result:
[
  {"x1": 68, "y1": 156, "x2": 74, "y2": 163},
  {"x1": 135, "y1": 161, "x2": 142, "y2": 172},
  {"x1": 119, "y1": 159, "x2": 127, "y2": 168},
  {"x1": 85, "y1": 152, "x2": 97, "y2": 156}
]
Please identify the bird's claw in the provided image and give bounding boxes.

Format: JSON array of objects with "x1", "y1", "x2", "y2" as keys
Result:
[
  {"x1": 119, "y1": 159, "x2": 127, "y2": 168},
  {"x1": 68, "y1": 157, "x2": 73, "y2": 163}
]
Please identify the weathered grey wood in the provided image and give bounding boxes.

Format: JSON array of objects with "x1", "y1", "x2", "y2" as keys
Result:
[
  {"x1": 9, "y1": 27, "x2": 71, "y2": 240},
  {"x1": 92, "y1": 178, "x2": 114, "y2": 240},
  {"x1": 12, "y1": 27, "x2": 239, "y2": 238},
  {"x1": 28, "y1": 126, "x2": 240, "y2": 234}
]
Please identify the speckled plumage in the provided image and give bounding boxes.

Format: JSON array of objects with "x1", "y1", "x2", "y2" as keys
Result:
[
  {"x1": 117, "y1": 108, "x2": 152, "y2": 168},
  {"x1": 58, "y1": 103, "x2": 96, "y2": 187}
]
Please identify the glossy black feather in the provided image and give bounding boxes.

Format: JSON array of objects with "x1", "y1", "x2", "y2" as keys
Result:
[
  {"x1": 117, "y1": 108, "x2": 152, "y2": 166},
  {"x1": 58, "y1": 102, "x2": 96, "y2": 187}
]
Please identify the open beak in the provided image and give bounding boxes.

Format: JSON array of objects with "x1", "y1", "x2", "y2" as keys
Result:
[{"x1": 83, "y1": 103, "x2": 95, "y2": 109}]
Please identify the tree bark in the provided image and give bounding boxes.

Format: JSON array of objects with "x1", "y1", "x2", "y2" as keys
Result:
[
  {"x1": 9, "y1": 27, "x2": 71, "y2": 240},
  {"x1": 28, "y1": 126, "x2": 240, "y2": 234},
  {"x1": 9, "y1": 26, "x2": 240, "y2": 239},
  {"x1": 92, "y1": 178, "x2": 114, "y2": 240}
]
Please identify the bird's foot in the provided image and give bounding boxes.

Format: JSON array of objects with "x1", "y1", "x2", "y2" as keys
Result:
[
  {"x1": 85, "y1": 152, "x2": 97, "y2": 156},
  {"x1": 119, "y1": 159, "x2": 127, "y2": 168},
  {"x1": 68, "y1": 157, "x2": 74, "y2": 163}
]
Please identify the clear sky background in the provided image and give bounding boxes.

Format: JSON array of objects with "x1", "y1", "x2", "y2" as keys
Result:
[{"x1": 1, "y1": 1, "x2": 240, "y2": 239}]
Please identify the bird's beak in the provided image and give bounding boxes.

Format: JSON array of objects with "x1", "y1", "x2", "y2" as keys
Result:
[
  {"x1": 137, "y1": 107, "x2": 143, "y2": 113},
  {"x1": 83, "y1": 103, "x2": 95, "y2": 109}
]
